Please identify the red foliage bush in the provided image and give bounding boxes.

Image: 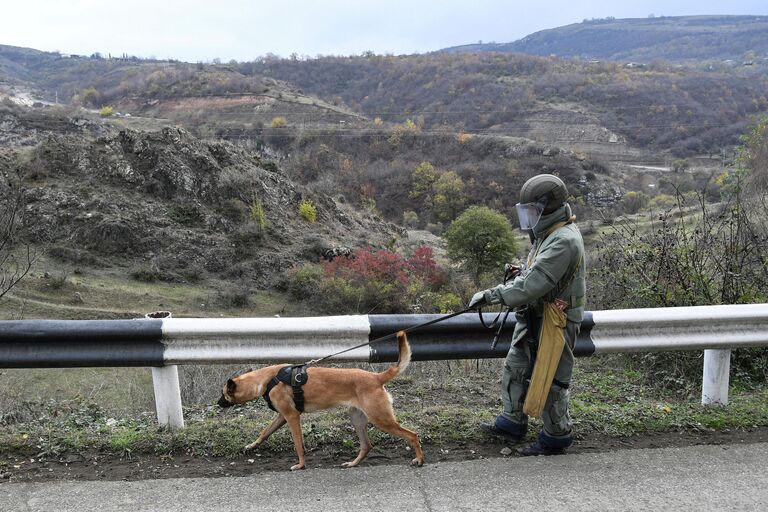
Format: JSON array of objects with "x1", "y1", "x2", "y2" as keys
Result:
[{"x1": 322, "y1": 245, "x2": 445, "y2": 290}]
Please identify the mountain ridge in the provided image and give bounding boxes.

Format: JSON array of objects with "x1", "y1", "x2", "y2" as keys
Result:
[{"x1": 439, "y1": 15, "x2": 768, "y2": 62}]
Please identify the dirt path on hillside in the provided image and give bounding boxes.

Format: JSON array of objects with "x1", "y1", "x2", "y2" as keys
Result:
[
  {"x1": 3, "y1": 428, "x2": 767, "y2": 483},
  {"x1": 3, "y1": 293, "x2": 142, "y2": 318}
]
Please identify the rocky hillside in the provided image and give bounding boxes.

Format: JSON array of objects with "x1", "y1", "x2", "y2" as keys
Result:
[{"x1": 0, "y1": 103, "x2": 401, "y2": 291}]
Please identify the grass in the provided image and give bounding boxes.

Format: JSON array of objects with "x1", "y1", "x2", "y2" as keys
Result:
[
  {"x1": 0, "y1": 256, "x2": 298, "y2": 320},
  {"x1": 1, "y1": 250, "x2": 765, "y2": 461},
  {"x1": 1, "y1": 357, "x2": 766, "y2": 460}
]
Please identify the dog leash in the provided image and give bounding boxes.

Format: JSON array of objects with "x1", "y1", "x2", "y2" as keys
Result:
[{"x1": 303, "y1": 307, "x2": 473, "y2": 366}]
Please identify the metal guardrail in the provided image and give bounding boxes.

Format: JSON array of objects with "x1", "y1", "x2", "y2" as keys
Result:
[{"x1": 2, "y1": 304, "x2": 767, "y2": 428}]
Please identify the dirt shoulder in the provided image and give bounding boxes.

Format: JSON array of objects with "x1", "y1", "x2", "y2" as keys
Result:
[{"x1": 3, "y1": 427, "x2": 767, "y2": 483}]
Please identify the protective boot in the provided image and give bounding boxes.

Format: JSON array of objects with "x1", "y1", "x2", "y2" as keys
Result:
[
  {"x1": 518, "y1": 429, "x2": 573, "y2": 456},
  {"x1": 479, "y1": 415, "x2": 526, "y2": 443}
]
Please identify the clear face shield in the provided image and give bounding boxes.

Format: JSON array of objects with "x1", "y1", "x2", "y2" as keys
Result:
[{"x1": 515, "y1": 198, "x2": 547, "y2": 230}]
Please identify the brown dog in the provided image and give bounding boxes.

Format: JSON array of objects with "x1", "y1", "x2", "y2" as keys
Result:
[{"x1": 218, "y1": 331, "x2": 423, "y2": 470}]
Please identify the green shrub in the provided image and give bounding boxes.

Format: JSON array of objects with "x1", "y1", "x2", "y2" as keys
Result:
[
  {"x1": 99, "y1": 105, "x2": 114, "y2": 117},
  {"x1": 286, "y1": 264, "x2": 323, "y2": 296},
  {"x1": 168, "y1": 204, "x2": 204, "y2": 226},
  {"x1": 249, "y1": 198, "x2": 266, "y2": 230},
  {"x1": 403, "y1": 210, "x2": 419, "y2": 228},
  {"x1": 299, "y1": 199, "x2": 317, "y2": 223}
]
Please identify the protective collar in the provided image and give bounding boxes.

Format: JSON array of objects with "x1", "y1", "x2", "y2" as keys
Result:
[{"x1": 532, "y1": 204, "x2": 572, "y2": 239}]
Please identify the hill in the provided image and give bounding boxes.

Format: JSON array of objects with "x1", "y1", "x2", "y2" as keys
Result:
[
  {"x1": 0, "y1": 99, "x2": 406, "y2": 318},
  {"x1": 4, "y1": 43, "x2": 767, "y2": 160},
  {"x1": 247, "y1": 52, "x2": 768, "y2": 157},
  {"x1": 440, "y1": 15, "x2": 768, "y2": 63}
]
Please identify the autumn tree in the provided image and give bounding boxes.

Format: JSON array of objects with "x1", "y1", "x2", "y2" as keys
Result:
[
  {"x1": 432, "y1": 171, "x2": 466, "y2": 222},
  {"x1": 739, "y1": 115, "x2": 768, "y2": 193}
]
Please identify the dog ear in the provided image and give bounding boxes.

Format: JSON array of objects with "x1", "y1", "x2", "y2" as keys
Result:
[{"x1": 227, "y1": 378, "x2": 236, "y2": 393}]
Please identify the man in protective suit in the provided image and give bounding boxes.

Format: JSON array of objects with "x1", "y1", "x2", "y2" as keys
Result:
[{"x1": 469, "y1": 174, "x2": 585, "y2": 456}]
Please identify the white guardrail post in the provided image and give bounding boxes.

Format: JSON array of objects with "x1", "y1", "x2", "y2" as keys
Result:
[
  {"x1": 151, "y1": 365, "x2": 185, "y2": 428},
  {"x1": 701, "y1": 349, "x2": 732, "y2": 406}
]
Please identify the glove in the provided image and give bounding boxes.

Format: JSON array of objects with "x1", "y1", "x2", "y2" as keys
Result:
[{"x1": 469, "y1": 291, "x2": 487, "y2": 309}]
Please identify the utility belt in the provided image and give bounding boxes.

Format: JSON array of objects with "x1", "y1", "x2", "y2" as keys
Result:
[{"x1": 516, "y1": 295, "x2": 585, "y2": 320}]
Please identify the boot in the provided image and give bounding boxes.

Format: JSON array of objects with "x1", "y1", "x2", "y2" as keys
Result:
[
  {"x1": 479, "y1": 415, "x2": 526, "y2": 443},
  {"x1": 518, "y1": 429, "x2": 572, "y2": 456},
  {"x1": 517, "y1": 440, "x2": 565, "y2": 456}
]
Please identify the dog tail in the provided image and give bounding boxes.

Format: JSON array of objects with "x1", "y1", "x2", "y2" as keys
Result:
[{"x1": 378, "y1": 331, "x2": 412, "y2": 383}]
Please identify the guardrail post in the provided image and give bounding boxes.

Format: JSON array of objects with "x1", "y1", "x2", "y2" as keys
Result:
[
  {"x1": 151, "y1": 365, "x2": 185, "y2": 428},
  {"x1": 701, "y1": 349, "x2": 731, "y2": 406}
]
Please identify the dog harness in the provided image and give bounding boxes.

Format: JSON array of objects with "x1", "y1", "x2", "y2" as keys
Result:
[{"x1": 263, "y1": 365, "x2": 309, "y2": 413}]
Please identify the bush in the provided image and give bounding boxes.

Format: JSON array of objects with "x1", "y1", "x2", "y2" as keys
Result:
[
  {"x1": 249, "y1": 198, "x2": 266, "y2": 230},
  {"x1": 216, "y1": 287, "x2": 251, "y2": 308},
  {"x1": 99, "y1": 105, "x2": 114, "y2": 117},
  {"x1": 649, "y1": 194, "x2": 676, "y2": 210},
  {"x1": 445, "y1": 206, "x2": 517, "y2": 284},
  {"x1": 591, "y1": 179, "x2": 768, "y2": 389},
  {"x1": 299, "y1": 199, "x2": 317, "y2": 223},
  {"x1": 403, "y1": 210, "x2": 419, "y2": 228},
  {"x1": 130, "y1": 265, "x2": 163, "y2": 282},
  {"x1": 168, "y1": 204, "x2": 204, "y2": 226},
  {"x1": 80, "y1": 87, "x2": 100, "y2": 107},
  {"x1": 620, "y1": 191, "x2": 649, "y2": 214},
  {"x1": 217, "y1": 198, "x2": 248, "y2": 223},
  {"x1": 271, "y1": 116, "x2": 287, "y2": 128},
  {"x1": 286, "y1": 246, "x2": 450, "y2": 314},
  {"x1": 286, "y1": 264, "x2": 323, "y2": 296}
]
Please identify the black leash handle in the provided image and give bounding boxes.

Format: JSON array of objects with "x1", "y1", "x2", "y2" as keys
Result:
[{"x1": 305, "y1": 308, "x2": 473, "y2": 366}]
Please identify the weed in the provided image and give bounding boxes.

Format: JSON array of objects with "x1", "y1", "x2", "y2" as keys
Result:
[{"x1": 110, "y1": 427, "x2": 142, "y2": 454}]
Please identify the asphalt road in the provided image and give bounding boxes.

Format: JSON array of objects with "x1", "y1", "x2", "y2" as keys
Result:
[{"x1": 2, "y1": 442, "x2": 766, "y2": 511}]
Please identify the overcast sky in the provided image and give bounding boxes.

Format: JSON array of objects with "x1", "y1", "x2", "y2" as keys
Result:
[{"x1": 1, "y1": 0, "x2": 766, "y2": 62}]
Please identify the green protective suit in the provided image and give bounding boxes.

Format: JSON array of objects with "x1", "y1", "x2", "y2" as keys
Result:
[{"x1": 483, "y1": 204, "x2": 586, "y2": 442}]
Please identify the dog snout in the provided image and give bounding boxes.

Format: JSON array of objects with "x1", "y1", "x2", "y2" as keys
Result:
[{"x1": 217, "y1": 394, "x2": 234, "y2": 408}]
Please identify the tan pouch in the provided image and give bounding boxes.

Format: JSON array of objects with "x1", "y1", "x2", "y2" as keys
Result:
[{"x1": 523, "y1": 301, "x2": 567, "y2": 418}]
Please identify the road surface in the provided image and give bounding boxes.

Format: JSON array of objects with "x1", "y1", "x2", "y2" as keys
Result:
[{"x1": 2, "y1": 442, "x2": 765, "y2": 511}]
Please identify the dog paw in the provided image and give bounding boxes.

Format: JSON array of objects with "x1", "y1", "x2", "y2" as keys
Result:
[
  {"x1": 410, "y1": 458, "x2": 424, "y2": 467},
  {"x1": 243, "y1": 442, "x2": 261, "y2": 452},
  {"x1": 290, "y1": 464, "x2": 306, "y2": 471}
]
